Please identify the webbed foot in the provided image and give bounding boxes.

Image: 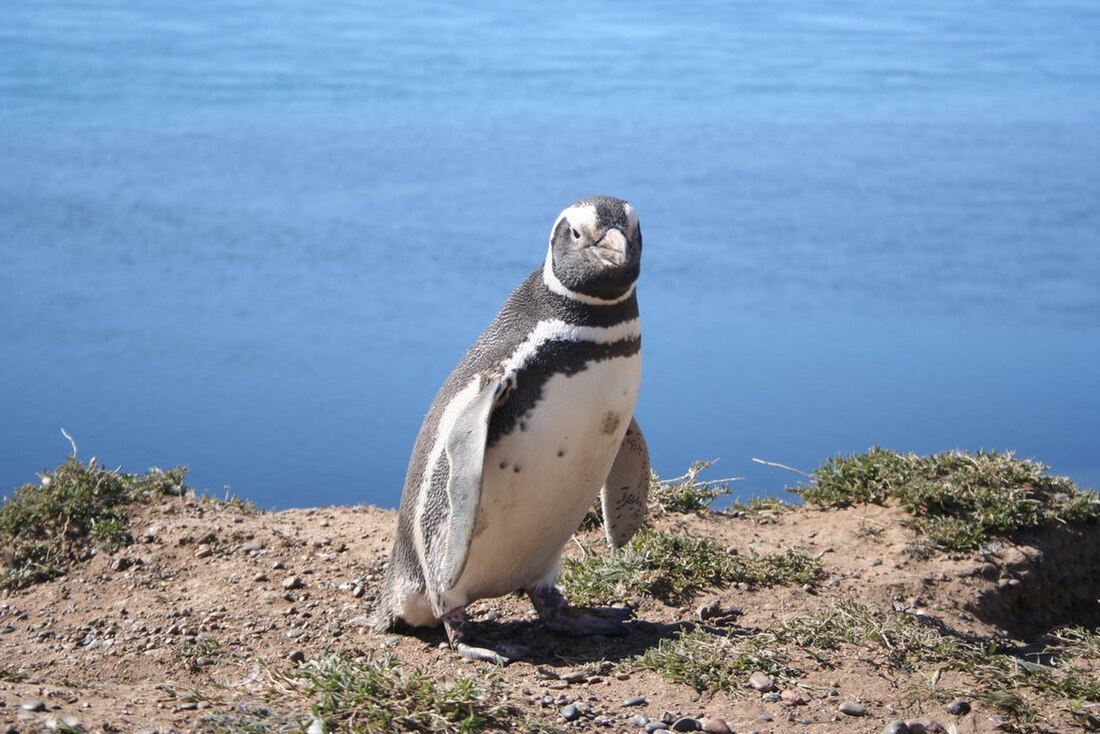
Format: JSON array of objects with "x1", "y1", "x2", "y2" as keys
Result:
[{"x1": 527, "y1": 586, "x2": 632, "y2": 637}]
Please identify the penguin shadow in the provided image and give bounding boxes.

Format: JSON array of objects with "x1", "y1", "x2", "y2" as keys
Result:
[{"x1": 405, "y1": 614, "x2": 707, "y2": 667}]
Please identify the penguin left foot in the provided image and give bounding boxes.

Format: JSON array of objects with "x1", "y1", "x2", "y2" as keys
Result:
[
  {"x1": 443, "y1": 606, "x2": 530, "y2": 665},
  {"x1": 527, "y1": 586, "x2": 632, "y2": 637}
]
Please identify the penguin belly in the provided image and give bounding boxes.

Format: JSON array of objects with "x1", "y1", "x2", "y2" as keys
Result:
[{"x1": 445, "y1": 353, "x2": 641, "y2": 608}]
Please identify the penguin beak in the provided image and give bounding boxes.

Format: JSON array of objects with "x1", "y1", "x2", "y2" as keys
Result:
[{"x1": 590, "y1": 228, "x2": 629, "y2": 267}]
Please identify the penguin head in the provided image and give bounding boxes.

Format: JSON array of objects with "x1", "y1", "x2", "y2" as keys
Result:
[{"x1": 545, "y1": 196, "x2": 642, "y2": 303}]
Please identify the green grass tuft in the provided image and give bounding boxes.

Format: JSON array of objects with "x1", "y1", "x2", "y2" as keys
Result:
[
  {"x1": 290, "y1": 653, "x2": 527, "y2": 733},
  {"x1": 560, "y1": 528, "x2": 822, "y2": 605},
  {"x1": 792, "y1": 448, "x2": 1099, "y2": 552},
  {"x1": 0, "y1": 456, "x2": 190, "y2": 589},
  {"x1": 632, "y1": 627, "x2": 792, "y2": 695}
]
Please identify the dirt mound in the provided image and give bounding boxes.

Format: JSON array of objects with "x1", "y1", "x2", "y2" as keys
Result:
[{"x1": 1, "y1": 493, "x2": 1097, "y2": 733}]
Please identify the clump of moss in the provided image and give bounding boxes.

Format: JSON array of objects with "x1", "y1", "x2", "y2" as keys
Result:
[
  {"x1": 792, "y1": 448, "x2": 1099, "y2": 552},
  {"x1": 0, "y1": 456, "x2": 189, "y2": 589},
  {"x1": 561, "y1": 528, "x2": 821, "y2": 606},
  {"x1": 289, "y1": 653, "x2": 527, "y2": 733}
]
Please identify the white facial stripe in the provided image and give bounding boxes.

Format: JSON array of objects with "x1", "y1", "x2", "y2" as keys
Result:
[
  {"x1": 542, "y1": 245, "x2": 637, "y2": 305},
  {"x1": 560, "y1": 203, "x2": 598, "y2": 234},
  {"x1": 622, "y1": 201, "x2": 639, "y2": 233},
  {"x1": 502, "y1": 317, "x2": 641, "y2": 376}
]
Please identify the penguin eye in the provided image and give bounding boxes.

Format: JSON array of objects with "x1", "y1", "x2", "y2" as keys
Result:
[{"x1": 570, "y1": 227, "x2": 581, "y2": 240}]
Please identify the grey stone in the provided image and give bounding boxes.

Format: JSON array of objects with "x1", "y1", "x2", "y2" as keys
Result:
[
  {"x1": 561, "y1": 704, "x2": 581, "y2": 721},
  {"x1": 945, "y1": 699, "x2": 971, "y2": 715},
  {"x1": 761, "y1": 692, "x2": 781, "y2": 703},
  {"x1": 282, "y1": 575, "x2": 305, "y2": 590},
  {"x1": 644, "y1": 722, "x2": 669, "y2": 733},
  {"x1": 21, "y1": 700, "x2": 47, "y2": 712},
  {"x1": 287, "y1": 650, "x2": 306, "y2": 664},
  {"x1": 631, "y1": 714, "x2": 651, "y2": 727},
  {"x1": 623, "y1": 696, "x2": 647, "y2": 707},
  {"x1": 839, "y1": 701, "x2": 867, "y2": 716},
  {"x1": 671, "y1": 717, "x2": 700, "y2": 732},
  {"x1": 700, "y1": 718, "x2": 733, "y2": 734},
  {"x1": 111, "y1": 557, "x2": 131, "y2": 571},
  {"x1": 748, "y1": 671, "x2": 775, "y2": 692},
  {"x1": 882, "y1": 722, "x2": 910, "y2": 734}
]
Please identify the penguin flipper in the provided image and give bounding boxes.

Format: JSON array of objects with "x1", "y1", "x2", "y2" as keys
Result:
[
  {"x1": 600, "y1": 417, "x2": 650, "y2": 548},
  {"x1": 435, "y1": 373, "x2": 506, "y2": 595}
]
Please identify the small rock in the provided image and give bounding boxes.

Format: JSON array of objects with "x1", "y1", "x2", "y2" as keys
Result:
[
  {"x1": 882, "y1": 722, "x2": 910, "y2": 734},
  {"x1": 241, "y1": 542, "x2": 264, "y2": 552},
  {"x1": 671, "y1": 717, "x2": 700, "y2": 732},
  {"x1": 839, "y1": 701, "x2": 867, "y2": 716},
  {"x1": 748, "y1": 671, "x2": 775, "y2": 691},
  {"x1": 561, "y1": 671, "x2": 587, "y2": 684},
  {"x1": 283, "y1": 575, "x2": 305, "y2": 590},
  {"x1": 761, "y1": 692, "x2": 781, "y2": 703},
  {"x1": 645, "y1": 723, "x2": 669, "y2": 733},
  {"x1": 272, "y1": 561, "x2": 286, "y2": 570},
  {"x1": 21, "y1": 700, "x2": 47, "y2": 712},
  {"x1": 287, "y1": 650, "x2": 306, "y2": 664},
  {"x1": 195, "y1": 545, "x2": 213, "y2": 559},
  {"x1": 111, "y1": 557, "x2": 131, "y2": 571},
  {"x1": 622, "y1": 696, "x2": 647, "y2": 707},
  {"x1": 561, "y1": 704, "x2": 581, "y2": 721},
  {"x1": 779, "y1": 688, "x2": 809, "y2": 705},
  {"x1": 700, "y1": 718, "x2": 733, "y2": 734},
  {"x1": 988, "y1": 714, "x2": 1008, "y2": 729},
  {"x1": 945, "y1": 699, "x2": 971, "y2": 715},
  {"x1": 253, "y1": 573, "x2": 269, "y2": 582},
  {"x1": 631, "y1": 714, "x2": 650, "y2": 727}
]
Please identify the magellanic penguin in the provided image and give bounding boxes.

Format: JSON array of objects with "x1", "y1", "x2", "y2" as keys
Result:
[{"x1": 375, "y1": 195, "x2": 650, "y2": 664}]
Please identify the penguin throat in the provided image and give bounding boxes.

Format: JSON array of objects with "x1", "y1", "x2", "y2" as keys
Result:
[{"x1": 542, "y1": 246, "x2": 636, "y2": 306}]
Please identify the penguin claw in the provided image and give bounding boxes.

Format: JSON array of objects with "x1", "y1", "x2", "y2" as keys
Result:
[{"x1": 455, "y1": 641, "x2": 529, "y2": 665}]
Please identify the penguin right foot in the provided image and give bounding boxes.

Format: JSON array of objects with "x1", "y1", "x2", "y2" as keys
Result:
[{"x1": 443, "y1": 606, "x2": 530, "y2": 665}]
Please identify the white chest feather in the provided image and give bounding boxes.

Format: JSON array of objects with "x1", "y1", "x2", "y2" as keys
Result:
[{"x1": 446, "y1": 352, "x2": 641, "y2": 604}]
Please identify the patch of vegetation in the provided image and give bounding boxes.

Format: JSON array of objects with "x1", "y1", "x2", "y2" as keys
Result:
[
  {"x1": 561, "y1": 528, "x2": 822, "y2": 605},
  {"x1": 171, "y1": 636, "x2": 223, "y2": 672},
  {"x1": 632, "y1": 599, "x2": 1099, "y2": 731},
  {"x1": 792, "y1": 448, "x2": 1100, "y2": 552},
  {"x1": 0, "y1": 456, "x2": 190, "y2": 589},
  {"x1": 724, "y1": 495, "x2": 791, "y2": 514},
  {"x1": 288, "y1": 653, "x2": 530, "y2": 733},
  {"x1": 652, "y1": 461, "x2": 739, "y2": 513},
  {"x1": 633, "y1": 627, "x2": 792, "y2": 695},
  {"x1": 0, "y1": 667, "x2": 28, "y2": 682}
]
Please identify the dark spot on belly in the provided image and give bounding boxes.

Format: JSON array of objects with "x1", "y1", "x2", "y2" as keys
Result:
[
  {"x1": 499, "y1": 461, "x2": 509, "y2": 470},
  {"x1": 601, "y1": 411, "x2": 622, "y2": 435},
  {"x1": 520, "y1": 421, "x2": 528, "y2": 432},
  {"x1": 513, "y1": 464, "x2": 522, "y2": 473},
  {"x1": 557, "y1": 448, "x2": 566, "y2": 458}
]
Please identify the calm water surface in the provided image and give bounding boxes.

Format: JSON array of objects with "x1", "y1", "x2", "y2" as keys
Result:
[{"x1": 2, "y1": 1, "x2": 1098, "y2": 507}]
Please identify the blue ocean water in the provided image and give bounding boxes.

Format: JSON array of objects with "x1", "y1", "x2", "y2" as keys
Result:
[{"x1": 2, "y1": 1, "x2": 1098, "y2": 508}]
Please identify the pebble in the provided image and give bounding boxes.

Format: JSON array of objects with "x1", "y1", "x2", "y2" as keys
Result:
[
  {"x1": 761, "y1": 692, "x2": 781, "y2": 703},
  {"x1": 779, "y1": 688, "x2": 809, "y2": 705},
  {"x1": 839, "y1": 701, "x2": 867, "y2": 716},
  {"x1": 287, "y1": 650, "x2": 306, "y2": 664},
  {"x1": 283, "y1": 576, "x2": 305, "y2": 590},
  {"x1": 561, "y1": 704, "x2": 581, "y2": 721},
  {"x1": 748, "y1": 671, "x2": 775, "y2": 692},
  {"x1": 111, "y1": 557, "x2": 131, "y2": 571},
  {"x1": 272, "y1": 560, "x2": 286, "y2": 570},
  {"x1": 622, "y1": 696, "x2": 647, "y2": 707},
  {"x1": 21, "y1": 700, "x2": 47, "y2": 712},
  {"x1": 631, "y1": 714, "x2": 650, "y2": 727},
  {"x1": 644, "y1": 722, "x2": 669, "y2": 732},
  {"x1": 195, "y1": 545, "x2": 213, "y2": 559},
  {"x1": 882, "y1": 722, "x2": 910, "y2": 734},
  {"x1": 945, "y1": 699, "x2": 971, "y2": 715},
  {"x1": 561, "y1": 671, "x2": 587, "y2": 684},
  {"x1": 241, "y1": 542, "x2": 264, "y2": 552},
  {"x1": 700, "y1": 718, "x2": 733, "y2": 734},
  {"x1": 671, "y1": 717, "x2": 700, "y2": 732}
]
